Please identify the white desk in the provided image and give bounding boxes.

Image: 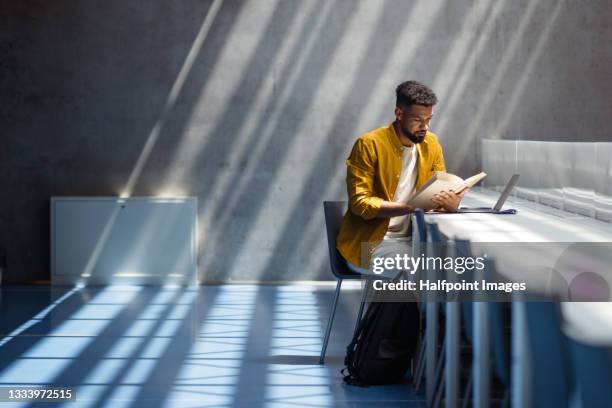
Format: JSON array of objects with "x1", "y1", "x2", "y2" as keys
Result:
[{"x1": 422, "y1": 188, "x2": 612, "y2": 408}]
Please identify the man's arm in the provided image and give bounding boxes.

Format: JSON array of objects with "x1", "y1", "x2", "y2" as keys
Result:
[
  {"x1": 376, "y1": 201, "x2": 413, "y2": 218},
  {"x1": 346, "y1": 138, "x2": 410, "y2": 220}
]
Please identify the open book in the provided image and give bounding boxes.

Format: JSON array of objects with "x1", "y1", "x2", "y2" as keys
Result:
[{"x1": 408, "y1": 171, "x2": 487, "y2": 210}]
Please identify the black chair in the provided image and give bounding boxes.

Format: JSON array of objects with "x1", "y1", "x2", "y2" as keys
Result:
[{"x1": 319, "y1": 201, "x2": 368, "y2": 365}]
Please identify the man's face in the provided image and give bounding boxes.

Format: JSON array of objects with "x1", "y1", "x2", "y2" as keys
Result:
[{"x1": 394, "y1": 104, "x2": 433, "y2": 144}]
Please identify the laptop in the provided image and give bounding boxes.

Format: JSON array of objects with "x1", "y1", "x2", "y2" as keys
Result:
[{"x1": 457, "y1": 174, "x2": 520, "y2": 214}]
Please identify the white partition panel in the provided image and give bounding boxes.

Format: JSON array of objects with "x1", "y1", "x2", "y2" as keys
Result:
[
  {"x1": 537, "y1": 142, "x2": 572, "y2": 209},
  {"x1": 563, "y1": 143, "x2": 596, "y2": 217},
  {"x1": 595, "y1": 143, "x2": 612, "y2": 222},
  {"x1": 483, "y1": 139, "x2": 604, "y2": 219},
  {"x1": 51, "y1": 197, "x2": 198, "y2": 285},
  {"x1": 481, "y1": 139, "x2": 498, "y2": 187},
  {"x1": 481, "y1": 139, "x2": 516, "y2": 190},
  {"x1": 515, "y1": 141, "x2": 543, "y2": 202}
]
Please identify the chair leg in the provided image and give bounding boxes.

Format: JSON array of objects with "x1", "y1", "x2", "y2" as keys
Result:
[
  {"x1": 433, "y1": 340, "x2": 446, "y2": 407},
  {"x1": 435, "y1": 336, "x2": 446, "y2": 386},
  {"x1": 462, "y1": 367, "x2": 473, "y2": 408},
  {"x1": 319, "y1": 279, "x2": 343, "y2": 365},
  {"x1": 434, "y1": 373, "x2": 445, "y2": 408},
  {"x1": 501, "y1": 389, "x2": 509, "y2": 408},
  {"x1": 414, "y1": 338, "x2": 427, "y2": 391},
  {"x1": 414, "y1": 307, "x2": 427, "y2": 388},
  {"x1": 353, "y1": 279, "x2": 370, "y2": 338}
]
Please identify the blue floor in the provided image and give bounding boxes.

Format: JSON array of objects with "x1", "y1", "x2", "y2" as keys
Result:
[{"x1": 0, "y1": 285, "x2": 425, "y2": 407}]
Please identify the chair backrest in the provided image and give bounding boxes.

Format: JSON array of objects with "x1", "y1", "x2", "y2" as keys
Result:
[
  {"x1": 412, "y1": 209, "x2": 427, "y2": 243},
  {"x1": 323, "y1": 201, "x2": 357, "y2": 279},
  {"x1": 426, "y1": 221, "x2": 442, "y2": 245},
  {"x1": 425, "y1": 221, "x2": 445, "y2": 285}
]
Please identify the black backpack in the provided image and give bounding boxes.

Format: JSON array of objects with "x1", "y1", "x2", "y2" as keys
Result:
[{"x1": 342, "y1": 301, "x2": 420, "y2": 386}]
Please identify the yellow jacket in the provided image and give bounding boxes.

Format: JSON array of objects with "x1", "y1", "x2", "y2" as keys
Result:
[{"x1": 336, "y1": 123, "x2": 446, "y2": 267}]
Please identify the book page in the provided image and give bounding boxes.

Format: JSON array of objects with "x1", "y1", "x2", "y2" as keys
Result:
[
  {"x1": 408, "y1": 171, "x2": 487, "y2": 210},
  {"x1": 463, "y1": 172, "x2": 487, "y2": 188}
]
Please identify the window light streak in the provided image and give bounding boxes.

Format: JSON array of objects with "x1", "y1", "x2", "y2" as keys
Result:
[
  {"x1": 0, "y1": 287, "x2": 141, "y2": 387},
  {"x1": 232, "y1": 1, "x2": 447, "y2": 280},
  {"x1": 120, "y1": 205, "x2": 183, "y2": 276},
  {"x1": 434, "y1": 0, "x2": 504, "y2": 132},
  {"x1": 38, "y1": 287, "x2": 140, "y2": 337},
  {"x1": 32, "y1": 321, "x2": 112, "y2": 340},
  {"x1": 165, "y1": 239, "x2": 199, "y2": 286},
  {"x1": 432, "y1": 0, "x2": 494, "y2": 96},
  {"x1": 356, "y1": 0, "x2": 448, "y2": 132},
  {"x1": 162, "y1": 286, "x2": 258, "y2": 407},
  {"x1": 0, "y1": 358, "x2": 72, "y2": 386},
  {"x1": 445, "y1": 0, "x2": 540, "y2": 161},
  {"x1": 108, "y1": 273, "x2": 184, "y2": 278},
  {"x1": 78, "y1": 199, "x2": 197, "y2": 284},
  {"x1": 160, "y1": 0, "x2": 303, "y2": 193},
  {"x1": 245, "y1": 0, "x2": 438, "y2": 278},
  {"x1": 62, "y1": 287, "x2": 182, "y2": 408},
  {"x1": 150, "y1": 195, "x2": 189, "y2": 201},
  {"x1": 22, "y1": 337, "x2": 93, "y2": 358},
  {"x1": 264, "y1": 286, "x2": 333, "y2": 407},
  {"x1": 100, "y1": 386, "x2": 140, "y2": 408},
  {"x1": 268, "y1": 0, "x2": 425, "y2": 209},
  {"x1": 0, "y1": 286, "x2": 83, "y2": 348},
  {"x1": 69, "y1": 304, "x2": 130, "y2": 320},
  {"x1": 120, "y1": 0, "x2": 224, "y2": 198},
  {"x1": 363, "y1": 0, "x2": 476, "y2": 137},
  {"x1": 80, "y1": 205, "x2": 122, "y2": 280},
  {"x1": 492, "y1": 0, "x2": 564, "y2": 141},
  {"x1": 198, "y1": 0, "x2": 338, "y2": 276},
  {"x1": 320, "y1": 0, "x2": 426, "y2": 135},
  {"x1": 195, "y1": 2, "x2": 333, "y2": 245},
  {"x1": 116, "y1": 291, "x2": 197, "y2": 390},
  {"x1": 270, "y1": 181, "x2": 344, "y2": 275}
]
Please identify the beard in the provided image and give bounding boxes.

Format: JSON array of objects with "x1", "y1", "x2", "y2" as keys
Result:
[{"x1": 402, "y1": 127, "x2": 427, "y2": 144}]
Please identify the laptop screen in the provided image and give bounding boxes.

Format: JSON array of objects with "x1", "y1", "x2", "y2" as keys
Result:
[{"x1": 493, "y1": 174, "x2": 520, "y2": 211}]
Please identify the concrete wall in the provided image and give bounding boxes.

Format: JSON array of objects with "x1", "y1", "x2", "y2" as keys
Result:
[{"x1": 1, "y1": 0, "x2": 611, "y2": 283}]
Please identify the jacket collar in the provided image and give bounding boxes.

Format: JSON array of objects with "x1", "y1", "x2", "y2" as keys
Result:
[
  {"x1": 387, "y1": 122, "x2": 404, "y2": 150},
  {"x1": 387, "y1": 122, "x2": 426, "y2": 156}
]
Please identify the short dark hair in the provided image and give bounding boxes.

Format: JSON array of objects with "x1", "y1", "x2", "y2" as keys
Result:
[{"x1": 395, "y1": 80, "x2": 438, "y2": 109}]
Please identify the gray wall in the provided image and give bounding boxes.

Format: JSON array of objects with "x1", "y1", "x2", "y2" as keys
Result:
[{"x1": 1, "y1": 0, "x2": 611, "y2": 283}]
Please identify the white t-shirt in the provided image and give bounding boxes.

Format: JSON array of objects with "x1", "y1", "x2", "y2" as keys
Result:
[{"x1": 385, "y1": 145, "x2": 417, "y2": 238}]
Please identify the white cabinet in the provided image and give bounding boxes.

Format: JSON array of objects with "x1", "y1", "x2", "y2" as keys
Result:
[{"x1": 51, "y1": 197, "x2": 197, "y2": 285}]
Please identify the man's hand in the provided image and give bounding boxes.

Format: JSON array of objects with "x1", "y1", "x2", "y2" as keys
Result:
[{"x1": 431, "y1": 188, "x2": 468, "y2": 212}]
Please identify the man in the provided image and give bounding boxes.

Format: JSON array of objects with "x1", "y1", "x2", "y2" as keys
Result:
[{"x1": 336, "y1": 80, "x2": 465, "y2": 275}]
